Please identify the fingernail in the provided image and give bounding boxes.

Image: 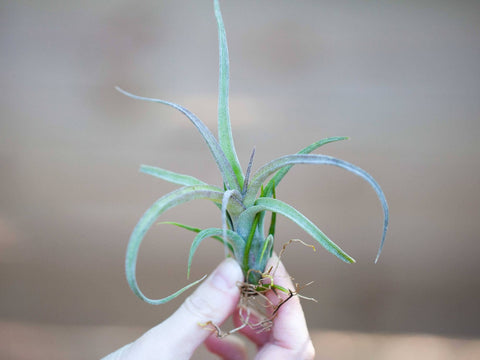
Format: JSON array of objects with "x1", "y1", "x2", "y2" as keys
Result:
[{"x1": 209, "y1": 258, "x2": 242, "y2": 291}]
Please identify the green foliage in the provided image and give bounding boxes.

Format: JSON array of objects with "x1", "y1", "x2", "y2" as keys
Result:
[{"x1": 119, "y1": 0, "x2": 389, "y2": 304}]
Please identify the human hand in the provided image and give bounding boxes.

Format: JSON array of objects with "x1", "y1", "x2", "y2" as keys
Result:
[
  {"x1": 102, "y1": 256, "x2": 314, "y2": 359},
  {"x1": 205, "y1": 254, "x2": 315, "y2": 359}
]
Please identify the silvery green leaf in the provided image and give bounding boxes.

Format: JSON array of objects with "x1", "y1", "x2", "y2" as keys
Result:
[
  {"x1": 140, "y1": 165, "x2": 208, "y2": 187},
  {"x1": 214, "y1": 0, "x2": 244, "y2": 188},
  {"x1": 132, "y1": 275, "x2": 207, "y2": 306},
  {"x1": 239, "y1": 197, "x2": 356, "y2": 264},
  {"x1": 116, "y1": 86, "x2": 240, "y2": 192},
  {"x1": 125, "y1": 185, "x2": 243, "y2": 304},
  {"x1": 244, "y1": 153, "x2": 388, "y2": 262}
]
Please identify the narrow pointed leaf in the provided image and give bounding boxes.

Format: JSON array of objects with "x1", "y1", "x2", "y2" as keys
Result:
[
  {"x1": 242, "y1": 147, "x2": 256, "y2": 196},
  {"x1": 188, "y1": 228, "x2": 245, "y2": 278},
  {"x1": 238, "y1": 197, "x2": 355, "y2": 263},
  {"x1": 267, "y1": 183, "x2": 277, "y2": 237},
  {"x1": 140, "y1": 165, "x2": 208, "y2": 187},
  {"x1": 116, "y1": 86, "x2": 240, "y2": 191},
  {"x1": 135, "y1": 276, "x2": 207, "y2": 305},
  {"x1": 214, "y1": 0, "x2": 244, "y2": 188},
  {"x1": 160, "y1": 221, "x2": 234, "y2": 253},
  {"x1": 258, "y1": 234, "x2": 274, "y2": 266},
  {"x1": 126, "y1": 185, "x2": 243, "y2": 304},
  {"x1": 264, "y1": 136, "x2": 348, "y2": 196},
  {"x1": 244, "y1": 154, "x2": 388, "y2": 262}
]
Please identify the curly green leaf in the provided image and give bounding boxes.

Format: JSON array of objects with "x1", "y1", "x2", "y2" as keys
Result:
[
  {"x1": 244, "y1": 153, "x2": 388, "y2": 262},
  {"x1": 126, "y1": 185, "x2": 243, "y2": 304}
]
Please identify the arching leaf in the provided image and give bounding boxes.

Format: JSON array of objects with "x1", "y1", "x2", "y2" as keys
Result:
[
  {"x1": 116, "y1": 86, "x2": 240, "y2": 192},
  {"x1": 125, "y1": 185, "x2": 243, "y2": 304},
  {"x1": 263, "y1": 136, "x2": 348, "y2": 196},
  {"x1": 244, "y1": 154, "x2": 388, "y2": 262},
  {"x1": 238, "y1": 197, "x2": 355, "y2": 264}
]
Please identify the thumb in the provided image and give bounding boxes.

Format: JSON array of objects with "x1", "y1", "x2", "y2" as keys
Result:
[{"x1": 124, "y1": 258, "x2": 243, "y2": 359}]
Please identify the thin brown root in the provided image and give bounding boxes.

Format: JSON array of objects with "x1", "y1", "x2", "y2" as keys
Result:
[
  {"x1": 204, "y1": 241, "x2": 318, "y2": 338},
  {"x1": 297, "y1": 293, "x2": 318, "y2": 302},
  {"x1": 273, "y1": 239, "x2": 316, "y2": 275},
  {"x1": 199, "y1": 320, "x2": 247, "y2": 338},
  {"x1": 293, "y1": 281, "x2": 318, "y2": 302}
]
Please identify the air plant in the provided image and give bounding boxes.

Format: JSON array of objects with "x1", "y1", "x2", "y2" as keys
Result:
[{"x1": 117, "y1": 0, "x2": 388, "y2": 330}]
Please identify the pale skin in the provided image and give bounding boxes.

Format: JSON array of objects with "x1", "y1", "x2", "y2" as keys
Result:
[{"x1": 102, "y1": 255, "x2": 315, "y2": 360}]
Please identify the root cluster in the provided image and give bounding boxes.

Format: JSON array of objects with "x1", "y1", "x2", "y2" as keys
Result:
[{"x1": 201, "y1": 239, "x2": 317, "y2": 338}]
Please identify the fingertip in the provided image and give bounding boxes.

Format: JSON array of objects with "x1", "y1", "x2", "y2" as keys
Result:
[
  {"x1": 262, "y1": 253, "x2": 314, "y2": 356},
  {"x1": 177, "y1": 257, "x2": 243, "y2": 325},
  {"x1": 209, "y1": 257, "x2": 244, "y2": 291}
]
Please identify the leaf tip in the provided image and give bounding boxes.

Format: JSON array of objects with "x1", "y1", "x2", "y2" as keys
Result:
[
  {"x1": 115, "y1": 85, "x2": 126, "y2": 95},
  {"x1": 345, "y1": 254, "x2": 356, "y2": 264}
]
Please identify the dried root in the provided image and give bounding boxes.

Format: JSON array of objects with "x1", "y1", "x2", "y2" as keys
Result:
[{"x1": 201, "y1": 239, "x2": 317, "y2": 338}]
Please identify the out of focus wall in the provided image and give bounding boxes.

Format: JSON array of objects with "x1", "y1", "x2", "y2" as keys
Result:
[{"x1": 1, "y1": 0, "x2": 479, "y2": 357}]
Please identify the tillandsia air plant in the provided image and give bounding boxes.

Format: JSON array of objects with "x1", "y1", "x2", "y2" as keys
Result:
[{"x1": 117, "y1": 0, "x2": 388, "y2": 333}]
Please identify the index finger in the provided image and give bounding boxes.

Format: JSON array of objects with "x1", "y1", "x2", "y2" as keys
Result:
[
  {"x1": 271, "y1": 255, "x2": 314, "y2": 347},
  {"x1": 252, "y1": 254, "x2": 315, "y2": 359}
]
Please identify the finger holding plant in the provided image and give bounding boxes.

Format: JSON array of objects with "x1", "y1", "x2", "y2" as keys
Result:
[{"x1": 117, "y1": 0, "x2": 389, "y2": 334}]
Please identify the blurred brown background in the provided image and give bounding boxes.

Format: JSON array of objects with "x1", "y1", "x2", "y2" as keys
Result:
[{"x1": 1, "y1": 0, "x2": 479, "y2": 358}]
